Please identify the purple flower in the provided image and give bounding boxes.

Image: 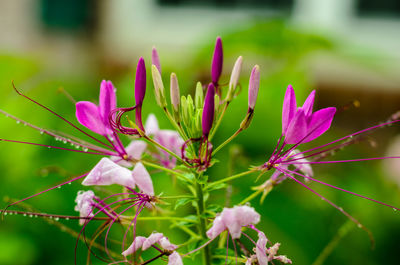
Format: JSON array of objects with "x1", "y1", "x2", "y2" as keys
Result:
[
  {"x1": 211, "y1": 37, "x2": 223, "y2": 85},
  {"x1": 76, "y1": 80, "x2": 116, "y2": 137},
  {"x1": 282, "y1": 85, "x2": 336, "y2": 145},
  {"x1": 206, "y1": 205, "x2": 260, "y2": 239},
  {"x1": 202, "y1": 83, "x2": 215, "y2": 137},
  {"x1": 168, "y1": 251, "x2": 183, "y2": 265}
]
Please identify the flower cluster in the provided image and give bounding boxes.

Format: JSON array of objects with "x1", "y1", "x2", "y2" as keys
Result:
[{"x1": 1, "y1": 36, "x2": 399, "y2": 265}]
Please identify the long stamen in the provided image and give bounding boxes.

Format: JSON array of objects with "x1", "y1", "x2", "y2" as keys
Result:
[
  {"x1": 280, "y1": 168, "x2": 400, "y2": 211},
  {"x1": 282, "y1": 156, "x2": 400, "y2": 165},
  {"x1": 121, "y1": 202, "x2": 146, "y2": 255},
  {"x1": 289, "y1": 118, "x2": 400, "y2": 160},
  {"x1": 2, "y1": 173, "x2": 88, "y2": 218},
  {"x1": 276, "y1": 167, "x2": 374, "y2": 246},
  {"x1": 0, "y1": 110, "x2": 112, "y2": 154},
  {"x1": 0, "y1": 138, "x2": 116, "y2": 155},
  {"x1": 12, "y1": 82, "x2": 113, "y2": 149}
]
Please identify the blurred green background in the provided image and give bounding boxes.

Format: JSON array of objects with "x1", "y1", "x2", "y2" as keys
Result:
[{"x1": 1, "y1": 1, "x2": 400, "y2": 264}]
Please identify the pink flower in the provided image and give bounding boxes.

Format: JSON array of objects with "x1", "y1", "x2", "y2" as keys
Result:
[
  {"x1": 282, "y1": 85, "x2": 336, "y2": 145},
  {"x1": 168, "y1": 251, "x2": 183, "y2": 265},
  {"x1": 206, "y1": 205, "x2": 260, "y2": 239},
  {"x1": 122, "y1": 232, "x2": 177, "y2": 257},
  {"x1": 74, "y1": 190, "x2": 95, "y2": 225},
  {"x1": 111, "y1": 140, "x2": 147, "y2": 167},
  {"x1": 82, "y1": 158, "x2": 154, "y2": 195}
]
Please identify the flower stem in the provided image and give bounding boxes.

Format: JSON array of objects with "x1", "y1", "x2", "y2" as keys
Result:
[
  {"x1": 207, "y1": 169, "x2": 255, "y2": 189},
  {"x1": 209, "y1": 102, "x2": 229, "y2": 141},
  {"x1": 212, "y1": 128, "x2": 243, "y2": 155},
  {"x1": 239, "y1": 188, "x2": 264, "y2": 205},
  {"x1": 195, "y1": 176, "x2": 212, "y2": 265},
  {"x1": 140, "y1": 160, "x2": 192, "y2": 183}
]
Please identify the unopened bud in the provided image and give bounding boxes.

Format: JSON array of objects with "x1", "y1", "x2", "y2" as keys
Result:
[
  {"x1": 151, "y1": 65, "x2": 167, "y2": 108},
  {"x1": 181, "y1": 96, "x2": 189, "y2": 128},
  {"x1": 202, "y1": 83, "x2": 215, "y2": 137},
  {"x1": 170, "y1": 73, "x2": 180, "y2": 113},
  {"x1": 226, "y1": 56, "x2": 243, "y2": 102},
  {"x1": 187, "y1": 95, "x2": 194, "y2": 121},
  {"x1": 248, "y1": 65, "x2": 260, "y2": 110},
  {"x1": 135, "y1": 57, "x2": 146, "y2": 106},
  {"x1": 195, "y1": 82, "x2": 204, "y2": 109},
  {"x1": 211, "y1": 37, "x2": 223, "y2": 85},
  {"x1": 152, "y1": 46, "x2": 161, "y2": 74}
]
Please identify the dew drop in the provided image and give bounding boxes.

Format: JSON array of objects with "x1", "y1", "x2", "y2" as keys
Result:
[
  {"x1": 48, "y1": 216, "x2": 53, "y2": 219},
  {"x1": 338, "y1": 207, "x2": 343, "y2": 211},
  {"x1": 65, "y1": 217, "x2": 70, "y2": 220},
  {"x1": 57, "y1": 186, "x2": 61, "y2": 189},
  {"x1": 357, "y1": 224, "x2": 362, "y2": 228},
  {"x1": 3, "y1": 212, "x2": 7, "y2": 216},
  {"x1": 47, "y1": 146, "x2": 51, "y2": 149},
  {"x1": 8, "y1": 212, "x2": 12, "y2": 215},
  {"x1": 23, "y1": 123, "x2": 27, "y2": 126},
  {"x1": 83, "y1": 147, "x2": 88, "y2": 152},
  {"x1": 23, "y1": 214, "x2": 27, "y2": 217},
  {"x1": 68, "y1": 182, "x2": 72, "y2": 185},
  {"x1": 54, "y1": 217, "x2": 60, "y2": 221},
  {"x1": 40, "y1": 130, "x2": 44, "y2": 135},
  {"x1": 34, "y1": 215, "x2": 38, "y2": 218},
  {"x1": 393, "y1": 208, "x2": 397, "y2": 212},
  {"x1": 29, "y1": 214, "x2": 33, "y2": 218},
  {"x1": 62, "y1": 140, "x2": 67, "y2": 144},
  {"x1": 75, "y1": 145, "x2": 80, "y2": 149},
  {"x1": 16, "y1": 120, "x2": 20, "y2": 124}
]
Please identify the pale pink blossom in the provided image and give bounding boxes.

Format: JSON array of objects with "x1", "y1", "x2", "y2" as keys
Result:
[
  {"x1": 206, "y1": 205, "x2": 260, "y2": 239},
  {"x1": 74, "y1": 190, "x2": 95, "y2": 225},
  {"x1": 168, "y1": 251, "x2": 183, "y2": 265},
  {"x1": 122, "y1": 232, "x2": 177, "y2": 257}
]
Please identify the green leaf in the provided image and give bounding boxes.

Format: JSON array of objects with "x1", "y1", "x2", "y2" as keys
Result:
[
  {"x1": 174, "y1": 197, "x2": 194, "y2": 210},
  {"x1": 206, "y1": 182, "x2": 227, "y2": 192},
  {"x1": 197, "y1": 174, "x2": 208, "y2": 185}
]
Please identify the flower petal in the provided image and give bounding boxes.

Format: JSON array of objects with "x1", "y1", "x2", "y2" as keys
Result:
[
  {"x1": 145, "y1": 114, "x2": 159, "y2": 136},
  {"x1": 132, "y1": 162, "x2": 154, "y2": 196},
  {"x1": 168, "y1": 251, "x2": 183, "y2": 265},
  {"x1": 302, "y1": 90, "x2": 315, "y2": 117},
  {"x1": 142, "y1": 232, "x2": 164, "y2": 250},
  {"x1": 76, "y1": 101, "x2": 106, "y2": 135},
  {"x1": 206, "y1": 215, "x2": 225, "y2": 239},
  {"x1": 256, "y1": 232, "x2": 268, "y2": 265},
  {"x1": 82, "y1": 158, "x2": 135, "y2": 189},
  {"x1": 122, "y1": 236, "x2": 147, "y2": 256},
  {"x1": 99, "y1": 80, "x2": 116, "y2": 133},
  {"x1": 282, "y1": 85, "x2": 297, "y2": 133},
  {"x1": 284, "y1": 109, "x2": 307, "y2": 145},
  {"x1": 303, "y1": 107, "x2": 336, "y2": 143},
  {"x1": 159, "y1": 237, "x2": 177, "y2": 251}
]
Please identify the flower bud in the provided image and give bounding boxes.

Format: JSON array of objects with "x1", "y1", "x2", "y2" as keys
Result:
[
  {"x1": 202, "y1": 83, "x2": 215, "y2": 137},
  {"x1": 135, "y1": 57, "x2": 146, "y2": 106},
  {"x1": 248, "y1": 65, "x2": 260, "y2": 110},
  {"x1": 181, "y1": 95, "x2": 189, "y2": 128},
  {"x1": 151, "y1": 65, "x2": 167, "y2": 108},
  {"x1": 226, "y1": 56, "x2": 243, "y2": 102},
  {"x1": 152, "y1": 46, "x2": 161, "y2": 74},
  {"x1": 211, "y1": 37, "x2": 223, "y2": 85},
  {"x1": 170, "y1": 73, "x2": 180, "y2": 112},
  {"x1": 195, "y1": 82, "x2": 204, "y2": 109}
]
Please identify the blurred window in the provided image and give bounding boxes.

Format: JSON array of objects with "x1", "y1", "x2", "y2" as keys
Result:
[
  {"x1": 40, "y1": 0, "x2": 97, "y2": 32},
  {"x1": 357, "y1": 0, "x2": 400, "y2": 17},
  {"x1": 157, "y1": 0, "x2": 293, "y2": 9}
]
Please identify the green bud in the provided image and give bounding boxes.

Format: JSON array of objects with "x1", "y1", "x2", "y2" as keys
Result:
[
  {"x1": 181, "y1": 95, "x2": 191, "y2": 130},
  {"x1": 195, "y1": 82, "x2": 204, "y2": 109},
  {"x1": 194, "y1": 109, "x2": 203, "y2": 138},
  {"x1": 214, "y1": 93, "x2": 220, "y2": 113},
  {"x1": 151, "y1": 65, "x2": 167, "y2": 108}
]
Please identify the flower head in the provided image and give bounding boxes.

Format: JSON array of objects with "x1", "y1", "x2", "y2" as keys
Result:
[
  {"x1": 202, "y1": 83, "x2": 215, "y2": 137},
  {"x1": 282, "y1": 85, "x2": 336, "y2": 145},
  {"x1": 74, "y1": 190, "x2": 96, "y2": 225},
  {"x1": 211, "y1": 36, "x2": 223, "y2": 85},
  {"x1": 122, "y1": 232, "x2": 177, "y2": 256},
  {"x1": 206, "y1": 205, "x2": 260, "y2": 239}
]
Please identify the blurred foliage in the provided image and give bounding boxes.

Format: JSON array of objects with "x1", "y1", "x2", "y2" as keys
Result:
[{"x1": 0, "y1": 20, "x2": 399, "y2": 265}]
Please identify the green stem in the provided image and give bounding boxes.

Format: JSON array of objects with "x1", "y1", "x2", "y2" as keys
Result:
[
  {"x1": 239, "y1": 188, "x2": 264, "y2": 205},
  {"x1": 195, "y1": 178, "x2": 212, "y2": 265},
  {"x1": 140, "y1": 160, "x2": 192, "y2": 183},
  {"x1": 143, "y1": 135, "x2": 185, "y2": 164},
  {"x1": 207, "y1": 170, "x2": 255, "y2": 189},
  {"x1": 163, "y1": 107, "x2": 190, "y2": 142},
  {"x1": 212, "y1": 128, "x2": 243, "y2": 155},
  {"x1": 311, "y1": 220, "x2": 354, "y2": 265},
  {"x1": 209, "y1": 102, "x2": 229, "y2": 141}
]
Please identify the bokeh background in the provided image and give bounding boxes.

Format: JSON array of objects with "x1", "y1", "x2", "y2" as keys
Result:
[{"x1": 0, "y1": 0, "x2": 400, "y2": 264}]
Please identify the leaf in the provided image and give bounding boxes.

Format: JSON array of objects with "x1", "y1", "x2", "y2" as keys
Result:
[
  {"x1": 197, "y1": 174, "x2": 208, "y2": 184},
  {"x1": 174, "y1": 197, "x2": 194, "y2": 210},
  {"x1": 206, "y1": 182, "x2": 227, "y2": 192}
]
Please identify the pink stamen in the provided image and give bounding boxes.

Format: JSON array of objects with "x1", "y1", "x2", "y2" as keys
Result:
[
  {"x1": 282, "y1": 156, "x2": 400, "y2": 165},
  {"x1": 12, "y1": 82, "x2": 113, "y2": 149}
]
